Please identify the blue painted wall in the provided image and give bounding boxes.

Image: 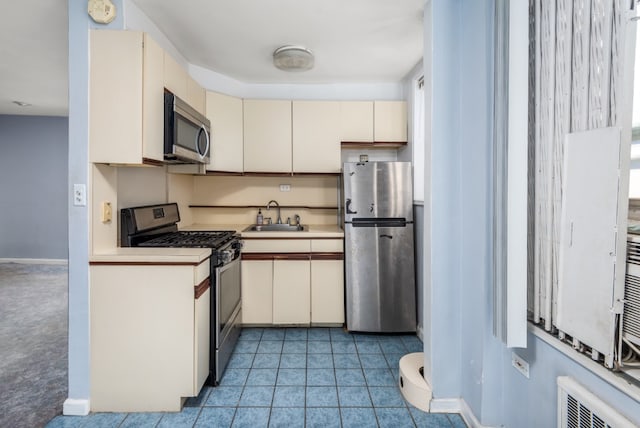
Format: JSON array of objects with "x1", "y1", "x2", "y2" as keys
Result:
[
  {"x1": 427, "y1": 1, "x2": 640, "y2": 426},
  {"x1": 0, "y1": 115, "x2": 68, "y2": 259}
]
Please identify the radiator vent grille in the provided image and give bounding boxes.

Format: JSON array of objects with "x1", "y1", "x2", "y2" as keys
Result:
[
  {"x1": 557, "y1": 377, "x2": 635, "y2": 428},
  {"x1": 623, "y1": 272, "x2": 640, "y2": 345},
  {"x1": 567, "y1": 394, "x2": 609, "y2": 428},
  {"x1": 626, "y1": 241, "x2": 640, "y2": 265}
]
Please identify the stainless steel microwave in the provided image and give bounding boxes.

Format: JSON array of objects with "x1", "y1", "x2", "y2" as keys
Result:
[{"x1": 164, "y1": 92, "x2": 211, "y2": 164}]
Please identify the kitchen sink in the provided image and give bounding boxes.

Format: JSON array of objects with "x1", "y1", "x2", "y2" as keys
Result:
[{"x1": 243, "y1": 224, "x2": 307, "y2": 232}]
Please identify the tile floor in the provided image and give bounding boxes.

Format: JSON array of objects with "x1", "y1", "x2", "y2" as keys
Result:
[{"x1": 47, "y1": 327, "x2": 467, "y2": 428}]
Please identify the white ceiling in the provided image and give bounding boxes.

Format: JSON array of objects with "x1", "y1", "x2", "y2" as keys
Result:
[
  {"x1": 0, "y1": 0, "x2": 423, "y2": 117},
  {"x1": 0, "y1": 1, "x2": 69, "y2": 117}
]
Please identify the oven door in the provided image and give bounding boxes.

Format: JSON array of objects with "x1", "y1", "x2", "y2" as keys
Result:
[{"x1": 215, "y1": 255, "x2": 241, "y2": 348}]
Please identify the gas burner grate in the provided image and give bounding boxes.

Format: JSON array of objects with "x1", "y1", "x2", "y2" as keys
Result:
[{"x1": 139, "y1": 230, "x2": 236, "y2": 248}]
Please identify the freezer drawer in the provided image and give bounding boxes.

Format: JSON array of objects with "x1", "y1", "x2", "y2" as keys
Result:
[{"x1": 345, "y1": 224, "x2": 416, "y2": 332}]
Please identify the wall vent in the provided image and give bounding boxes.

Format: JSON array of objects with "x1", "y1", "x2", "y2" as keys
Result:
[
  {"x1": 557, "y1": 377, "x2": 635, "y2": 428},
  {"x1": 624, "y1": 239, "x2": 640, "y2": 347}
]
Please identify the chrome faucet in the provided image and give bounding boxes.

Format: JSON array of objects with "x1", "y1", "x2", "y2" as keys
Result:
[{"x1": 266, "y1": 200, "x2": 282, "y2": 224}]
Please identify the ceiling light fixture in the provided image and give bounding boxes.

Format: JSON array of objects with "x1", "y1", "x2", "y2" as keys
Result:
[
  {"x1": 273, "y1": 45, "x2": 314, "y2": 72},
  {"x1": 12, "y1": 100, "x2": 32, "y2": 107}
]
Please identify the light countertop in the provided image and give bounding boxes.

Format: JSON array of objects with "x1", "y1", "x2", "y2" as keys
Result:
[
  {"x1": 184, "y1": 223, "x2": 344, "y2": 239},
  {"x1": 90, "y1": 247, "x2": 211, "y2": 264}
]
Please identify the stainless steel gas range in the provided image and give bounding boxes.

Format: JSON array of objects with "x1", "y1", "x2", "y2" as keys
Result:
[{"x1": 120, "y1": 203, "x2": 242, "y2": 386}]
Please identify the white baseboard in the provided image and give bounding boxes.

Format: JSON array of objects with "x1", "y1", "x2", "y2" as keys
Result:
[
  {"x1": 0, "y1": 258, "x2": 68, "y2": 265},
  {"x1": 430, "y1": 398, "x2": 497, "y2": 428},
  {"x1": 430, "y1": 398, "x2": 462, "y2": 413},
  {"x1": 63, "y1": 398, "x2": 90, "y2": 416},
  {"x1": 416, "y1": 324, "x2": 424, "y2": 341}
]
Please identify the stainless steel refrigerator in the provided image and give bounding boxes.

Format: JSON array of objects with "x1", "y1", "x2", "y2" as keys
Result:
[{"x1": 342, "y1": 161, "x2": 416, "y2": 333}]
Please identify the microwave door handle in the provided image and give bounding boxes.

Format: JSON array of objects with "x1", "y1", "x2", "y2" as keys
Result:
[{"x1": 197, "y1": 125, "x2": 210, "y2": 159}]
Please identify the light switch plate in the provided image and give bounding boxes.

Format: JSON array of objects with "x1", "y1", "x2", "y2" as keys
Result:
[
  {"x1": 73, "y1": 184, "x2": 87, "y2": 207},
  {"x1": 280, "y1": 184, "x2": 291, "y2": 192}
]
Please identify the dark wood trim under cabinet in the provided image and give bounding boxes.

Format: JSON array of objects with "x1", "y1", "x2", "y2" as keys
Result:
[
  {"x1": 310, "y1": 253, "x2": 344, "y2": 261},
  {"x1": 341, "y1": 141, "x2": 407, "y2": 148},
  {"x1": 205, "y1": 170, "x2": 244, "y2": 176},
  {"x1": 89, "y1": 260, "x2": 206, "y2": 266},
  {"x1": 292, "y1": 172, "x2": 341, "y2": 177},
  {"x1": 194, "y1": 277, "x2": 211, "y2": 299},
  {"x1": 242, "y1": 252, "x2": 311, "y2": 261},
  {"x1": 189, "y1": 205, "x2": 338, "y2": 210},
  {"x1": 243, "y1": 172, "x2": 294, "y2": 177},
  {"x1": 142, "y1": 157, "x2": 165, "y2": 167},
  {"x1": 197, "y1": 171, "x2": 341, "y2": 177}
]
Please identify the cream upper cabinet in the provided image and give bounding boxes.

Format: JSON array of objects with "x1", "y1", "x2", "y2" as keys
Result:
[
  {"x1": 340, "y1": 101, "x2": 374, "y2": 143},
  {"x1": 292, "y1": 101, "x2": 341, "y2": 173},
  {"x1": 206, "y1": 91, "x2": 244, "y2": 172},
  {"x1": 273, "y1": 259, "x2": 311, "y2": 324},
  {"x1": 187, "y1": 76, "x2": 206, "y2": 115},
  {"x1": 243, "y1": 99, "x2": 292, "y2": 173},
  {"x1": 164, "y1": 54, "x2": 206, "y2": 115},
  {"x1": 374, "y1": 101, "x2": 407, "y2": 142},
  {"x1": 89, "y1": 30, "x2": 164, "y2": 165},
  {"x1": 163, "y1": 53, "x2": 188, "y2": 101}
]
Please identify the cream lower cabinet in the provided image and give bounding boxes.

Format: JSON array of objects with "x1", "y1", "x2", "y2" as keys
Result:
[
  {"x1": 242, "y1": 238, "x2": 343, "y2": 326},
  {"x1": 273, "y1": 259, "x2": 311, "y2": 324},
  {"x1": 241, "y1": 260, "x2": 273, "y2": 324},
  {"x1": 90, "y1": 260, "x2": 209, "y2": 412},
  {"x1": 311, "y1": 259, "x2": 344, "y2": 324},
  {"x1": 310, "y1": 239, "x2": 344, "y2": 324}
]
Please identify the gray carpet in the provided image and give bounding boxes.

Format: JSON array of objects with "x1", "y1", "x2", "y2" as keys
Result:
[{"x1": 0, "y1": 263, "x2": 68, "y2": 428}]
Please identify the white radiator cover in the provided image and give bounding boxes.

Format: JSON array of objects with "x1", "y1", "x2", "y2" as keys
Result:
[
  {"x1": 624, "y1": 237, "x2": 640, "y2": 347},
  {"x1": 557, "y1": 376, "x2": 635, "y2": 428}
]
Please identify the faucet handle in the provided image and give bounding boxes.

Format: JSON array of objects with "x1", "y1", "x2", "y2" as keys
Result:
[
  {"x1": 286, "y1": 217, "x2": 291, "y2": 225},
  {"x1": 294, "y1": 214, "x2": 301, "y2": 225}
]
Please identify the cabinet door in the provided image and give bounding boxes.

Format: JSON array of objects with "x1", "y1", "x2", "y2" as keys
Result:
[
  {"x1": 206, "y1": 91, "x2": 244, "y2": 172},
  {"x1": 241, "y1": 260, "x2": 273, "y2": 324},
  {"x1": 187, "y1": 76, "x2": 206, "y2": 115},
  {"x1": 292, "y1": 101, "x2": 341, "y2": 173},
  {"x1": 243, "y1": 100, "x2": 292, "y2": 173},
  {"x1": 311, "y1": 260, "x2": 345, "y2": 324},
  {"x1": 273, "y1": 260, "x2": 311, "y2": 324},
  {"x1": 374, "y1": 101, "x2": 407, "y2": 142},
  {"x1": 90, "y1": 30, "x2": 143, "y2": 164},
  {"x1": 194, "y1": 286, "x2": 210, "y2": 394},
  {"x1": 164, "y1": 53, "x2": 188, "y2": 100},
  {"x1": 142, "y1": 33, "x2": 165, "y2": 162},
  {"x1": 340, "y1": 101, "x2": 374, "y2": 143}
]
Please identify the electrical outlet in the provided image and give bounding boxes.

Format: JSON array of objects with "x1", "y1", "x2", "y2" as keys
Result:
[
  {"x1": 101, "y1": 201, "x2": 112, "y2": 223},
  {"x1": 73, "y1": 184, "x2": 87, "y2": 207},
  {"x1": 512, "y1": 352, "x2": 530, "y2": 378},
  {"x1": 279, "y1": 184, "x2": 291, "y2": 192}
]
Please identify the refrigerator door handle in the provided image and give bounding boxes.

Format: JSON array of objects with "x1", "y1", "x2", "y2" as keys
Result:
[
  {"x1": 346, "y1": 198, "x2": 358, "y2": 214},
  {"x1": 380, "y1": 234, "x2": 393, "y2": 239}
]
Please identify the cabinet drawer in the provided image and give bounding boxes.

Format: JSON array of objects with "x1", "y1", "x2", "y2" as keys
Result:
[
  {"x1": 311, "y1": 239, "x2": 343, "y2": 253},
  {"x1": 194, "y1": 259, "x2": 210, "y2": 285},
  {"x1": 243, "y1": 239, "x2": 311, "y2": 253}
]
